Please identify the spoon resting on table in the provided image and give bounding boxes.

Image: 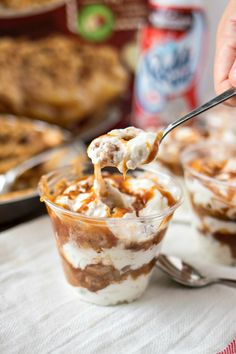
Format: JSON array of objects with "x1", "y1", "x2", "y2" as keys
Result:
[{"x1": 156, "y1": 254, "x2": 236, "y2": 288}]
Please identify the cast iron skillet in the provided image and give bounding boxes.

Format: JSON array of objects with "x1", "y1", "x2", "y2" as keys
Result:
[{"x1": 0, "y1": 117, "x2": 73, "y2": 226}]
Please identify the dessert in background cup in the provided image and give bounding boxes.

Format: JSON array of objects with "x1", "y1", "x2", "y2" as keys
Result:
[
  {"x1": 182, "y1": 142, "x2": 236, "y2": 265},
  {"x1": 146, "y1": 122, "x2": 234, "y2": 221},
  {"x1": 39, "y1": 127, "x2": 182, "y2": 305},
  {"x1": 204, "y1": 105, "x2": 236, "y2": 143},
  {"x1": 147, "y1": 109, "x2": 236, "y2": 179},
  {"x1": 156, "y1": 126, "x2": 208, "y2": 177}
]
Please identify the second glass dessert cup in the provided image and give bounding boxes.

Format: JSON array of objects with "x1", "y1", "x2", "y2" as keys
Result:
[
  {"x1": 182, "y1": 142, "x2": 236, "y2": 265},
  {"x1": 39, "y1": 165, "x2": 183, "y2": 305}
]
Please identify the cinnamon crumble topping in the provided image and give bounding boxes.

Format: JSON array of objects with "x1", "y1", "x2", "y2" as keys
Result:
[{"x1": 0, "y1": 36, "x2": 128, "y2": 128}]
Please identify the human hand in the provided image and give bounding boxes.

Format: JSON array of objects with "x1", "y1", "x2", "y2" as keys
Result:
[{"x1": 214, "y1": 0, "x2": 236, "y2": 105}]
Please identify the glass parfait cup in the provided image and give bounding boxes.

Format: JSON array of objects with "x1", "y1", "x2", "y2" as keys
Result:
[
  {"x1": 182, "y1": 142, "x2": 236, "y2": 265},
  {"x1": 39, "y1": 165, "x2": 182, "y2": 306}
]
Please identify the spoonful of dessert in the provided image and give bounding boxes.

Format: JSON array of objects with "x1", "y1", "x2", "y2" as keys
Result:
[
  {"x1": 88, "y1": 126, "x2": 162, "y2": 174},
  {"x1": 88, "y1": 88, "x2": 236, "y2": 175}
]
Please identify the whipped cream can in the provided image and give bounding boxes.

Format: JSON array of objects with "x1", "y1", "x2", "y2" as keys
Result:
[{"x1": 133, "y1": 0, "x2": 207, "y2": 128}]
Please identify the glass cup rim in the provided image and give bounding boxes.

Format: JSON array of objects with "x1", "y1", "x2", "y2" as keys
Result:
[
  {"x1": 38, "y1": 165, "x2": 183, "y2": 223},
  {"x1": 181, "y1": 140, "x2": 236, "y2": 188}
]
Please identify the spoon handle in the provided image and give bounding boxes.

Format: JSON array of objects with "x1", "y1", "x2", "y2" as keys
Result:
[
  {"x1": 160, "y1": 87, "x2": 236, "y2": 142},
  {"x1": 217, "y1": 278, "x2": 236, "y2": 288}
]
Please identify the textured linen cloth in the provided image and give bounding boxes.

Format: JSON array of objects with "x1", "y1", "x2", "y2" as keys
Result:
[{"x1": 0, "y1": 215, "x2": 236, "y2": 354}]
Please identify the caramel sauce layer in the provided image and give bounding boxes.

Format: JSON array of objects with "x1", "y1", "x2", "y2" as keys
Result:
[
  {"x1": 190, "y1": 196, "x2": 236, "y2": 221},
  {"x1": 50, "y1": 211, "x2": 118, "y2": 251},
  {"x1": 61, "y1": 256, "x2": 156, "y2": 292},
  {"x1": 188, "y1": 158, "x2": 236, "y2": 182},
  {"x1": 50, "y1": 209, "x2": 168, "y2": 252}
]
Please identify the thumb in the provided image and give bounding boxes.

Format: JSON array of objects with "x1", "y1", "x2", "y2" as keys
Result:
[{"x1": 229, "y1": 58, "x2": 236, "y2": 88}]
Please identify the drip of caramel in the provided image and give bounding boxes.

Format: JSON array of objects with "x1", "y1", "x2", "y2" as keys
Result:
[
  {"x1": 94, "y1": 163, "x2": 107, "y2": 198},
  {"x1": 121, "y1": 159, "x2": 128, "y2": 180},
  {"x1": 155, "y1": 184, "x2": 176, "y2": 207},
  {"x1": 145, "y1": 131, "x2": 163, "y2": 164},
  {"x1": 111, "y1": 207, "x2": 131, "y2": 218}
]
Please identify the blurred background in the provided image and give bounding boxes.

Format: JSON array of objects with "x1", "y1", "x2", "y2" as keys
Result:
[
  {"x1": 204, "y1": 0, "x2": 227, "y2": 98},
  {"x1": 0, "y1": 0, "x2": 234, "y2": 228}
]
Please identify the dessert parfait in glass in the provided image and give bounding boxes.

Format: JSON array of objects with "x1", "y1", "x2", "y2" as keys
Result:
[
  {"x1": 39, "y1": 127, "x2": 182, "y2": 305},
  {"x1": 182, "y1": 142, "x2": 236, "y2": 265},
  {"x1": 147, "y1": 119, "x2": 235, "y2": 221}
]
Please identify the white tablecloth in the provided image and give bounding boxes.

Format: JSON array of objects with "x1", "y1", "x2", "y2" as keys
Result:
[{"x1": 0, "y1": 216, "x2": 236, "y2": 354}]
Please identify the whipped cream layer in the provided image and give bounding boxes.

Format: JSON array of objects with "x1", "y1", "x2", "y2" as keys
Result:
[
  {"x1": 202, "y1": 216, "x2": 236, "y2": 234},
  {"x1": 193, "y1": 211, "x2": 236, "y2": 265},
  {"x1": 194, "y1": 212, "x2": 236, "y2": 235},
  {"x1": 54, "y1": 173, "x2": 173, "y2": 218},
  {"x1": 74, "y1": 272, "x2": 152, "y2": 306},
  {"x1": 63, "y1": 241, "x2": 161, "y2": 271},
  {"x1": 87, "y1": 127, "x2": 160, "y2": 173},
  {"x1": 197, "y1": 231, "x2": 235, "y2": 266}
]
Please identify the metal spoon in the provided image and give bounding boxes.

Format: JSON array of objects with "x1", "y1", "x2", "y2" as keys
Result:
[
  {"x1": 156, "y1": 254, "x2": 236, "y2": 288},
  {"x1": 0, "y1": 139, "x2": 83, "y2": 195},
  {"x1": 159, "y1": 88, "x2": 236, "y2": 144}
]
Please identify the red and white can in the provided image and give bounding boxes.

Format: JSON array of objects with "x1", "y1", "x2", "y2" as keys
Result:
[{"x1": 133, "y1": 0, "x2": 207, "y2": 129}]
